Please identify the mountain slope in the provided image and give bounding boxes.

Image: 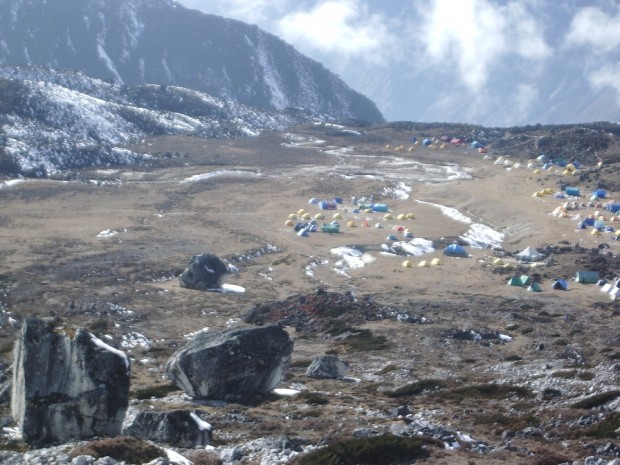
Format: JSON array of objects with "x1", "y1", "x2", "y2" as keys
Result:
[
  {"x1": 0, "y1": 0, "x2": 384, "y2": 123},
  {"x1": 0, "y1": 65, "x2": 318, "y2": 176}
]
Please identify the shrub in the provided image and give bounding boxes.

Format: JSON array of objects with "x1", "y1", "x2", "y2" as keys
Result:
[
  {"x1": 571, "y1": 390, "x2": 620, "y2": 409},
  {"x1": 133, "y1": 383, "x2": 180, "y2": 400},
  {"x1": 69, "y1": 436, "x2": 163, "y2": 463},
  {"x1": 440, "y1": 383, "x2": 532, "y2": 401},
  {"x1": 293, "y1": 435, "x2": 430, "y2": 465},
  {"x1": 387, "y1": 379, "x2": 446, "y2": 397},
  {"x1": 576, "y1": 412, "x2": 620, "y2": 439},
  {"x1": 300, "y1": 392, "x2": 329, "y2": 405},
  {"x1": 339, "y1": 329, "x2": 388, "y2": 352}
]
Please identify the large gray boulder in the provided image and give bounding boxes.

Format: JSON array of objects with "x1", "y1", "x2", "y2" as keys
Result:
[
  {"x1": 306, "y1": 355, "x2": 349, "y2": 379},
  {"x1": 11, "y1": 318, "x2": 130, "y2": 444},
  {"x1": 179, "y1": 253, "x2": 229, "y2": 290},
  {"x1": 122, "y1": 406, "x2": 212, "y2": 448},
  {"x1": 166, "y1": 325, "x2": 293, "y2": 400}
]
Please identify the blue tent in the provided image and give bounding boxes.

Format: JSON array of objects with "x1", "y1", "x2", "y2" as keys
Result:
[
  {"x1": 422, "y1": 138, "x2": 432, "y2": 146},
  {"x1": 552, "y1": 278, "x2": 568, "y2": 290},
  {"x1": 443, "y1": 244, "x2": 468, "y2": 258}
]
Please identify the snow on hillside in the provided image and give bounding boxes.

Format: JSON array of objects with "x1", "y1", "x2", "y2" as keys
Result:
[{"x1": 0, "y1": 65, "x2": 323, "y2": 176}]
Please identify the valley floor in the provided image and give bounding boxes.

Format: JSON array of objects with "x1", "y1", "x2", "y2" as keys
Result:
[{"x1": 0, "y1": 124, "x2": 619, "y2": 464}]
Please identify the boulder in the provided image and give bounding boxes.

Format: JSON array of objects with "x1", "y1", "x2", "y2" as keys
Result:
[
  {"x1": 122, "y1": 406, "x2": 212, "y2": 448},
  {"x1": 166, "y1": 325, "x2": 293, "y2": 400},
  {"x1": 11, "y1": 318, "x2": 130, "y2": 444},
  {"x1": 306, "y1": 355, "x2": 349, "y2": 379},
  {"x1": 179, "y1": 253, "x2": 229, "y2": 290}
]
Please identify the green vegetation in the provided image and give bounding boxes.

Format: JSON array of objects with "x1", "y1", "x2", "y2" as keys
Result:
[
  {"x1": 300, "y1": 392, "x2": 329, "y2": 405},
  {"x1": 338, "y1": 329, "x2": 388, "y2": 352},
  {"x1": 571, "y1": 390, "x2": 620, "y2": 409},
  {"x1": 473, "y1": 412, "x2": 538, "y2": 430},
  {"x1": 439, "y1": 383, "x2": 532, "y2": 402},
  {"x1": 69, "y1": 437, "x2": 163, "y2": 463},
  {"x1": 387, "y1": 379, "x2": 446, "y2": 397},
  {"x1": 132, "y1": 383, "x2": 180, "y2": 400},
  {"x1": 294, "y1": 435, "x2": 430, "y2": 465},
  {"x1": 570, "y1": 413, "x2": 620, "y2": 439}
]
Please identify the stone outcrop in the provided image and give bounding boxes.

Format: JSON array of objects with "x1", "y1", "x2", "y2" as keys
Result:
[
  {"x1": 306, "y1": 355, "x2": 349, "y2": 379},
  {"x1": 122, "y1": 405, "x2": 212, "y2": 448},
  {"x1": 166, "y1": 325, "x2": 293, "y2": 400},
  {"x1": 179, "y1": 253, "x2": 229, "y2": 290},
  {"x1": 11, "y1": 318, "x2": 130, "y2": 444}
]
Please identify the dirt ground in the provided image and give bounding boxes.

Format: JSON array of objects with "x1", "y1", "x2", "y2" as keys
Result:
[{"x1": 1, "y1": 124, "x2": 619, "y2": 464}]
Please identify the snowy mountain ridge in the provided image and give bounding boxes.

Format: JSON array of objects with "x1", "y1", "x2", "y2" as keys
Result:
[{"x1": 0, "y1": 0, "x2": 384, "y2": 123}]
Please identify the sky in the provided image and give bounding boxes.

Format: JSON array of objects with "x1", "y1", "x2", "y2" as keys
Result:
[{"x1": 177, "y1": 0, "x2": 620, "y2": 125}]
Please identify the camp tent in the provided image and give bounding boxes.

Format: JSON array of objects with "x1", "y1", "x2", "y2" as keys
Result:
[
  {"x1": 527, "y1": 282, "x2": 543, "y2": 292},
  {"x1": 552, "y1": 279, "x2": 569, "y2": 290},
  {"x1": 443, "y1": 244, "x2": 468, "y2": 257},
  {"x1": 507, "y1": 277, "x2": 523, "y2": 286},
  {"x1": 575, "y1": 271, "x2": 600, "y2": 284},
  {"x1": 515, "y1": 246, "x2": 544, "y2": 262}
]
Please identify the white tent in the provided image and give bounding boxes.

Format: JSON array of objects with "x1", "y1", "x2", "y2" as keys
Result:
[{"x1": 515, "y1": 246, "x2": 544, "y2": 262}]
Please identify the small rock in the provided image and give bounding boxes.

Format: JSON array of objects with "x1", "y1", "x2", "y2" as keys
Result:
[{"x1": 306, "y1": 355, "x2": 349, "y2": 379}]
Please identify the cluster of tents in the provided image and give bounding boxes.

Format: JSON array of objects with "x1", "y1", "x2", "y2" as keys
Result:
[{"x1": 507, "y1": 269, "x2": 602, "y2": 292}]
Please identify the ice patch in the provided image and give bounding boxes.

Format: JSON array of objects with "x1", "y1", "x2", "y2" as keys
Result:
[
  {"x1": 416, "y1": 200, "x2": 504, "y2": 248},
  {"x1": 91, "y1": 333, "x2": 129, "y2": 372},
  {"x1": 180, "y1": 170, "x2": 260, "y2": 183},
  {"x1": 273, "y1": 388, "x2": 300, "y2": 396},
  {"x1": 120, "y1": 331, "x2": 152, "y2": 350},
  {"x1": 96, "y1": 229, "x2": 118, "y2": 238},
  {"x1": 461, "y1": 223, "x2": 504, "y2": 249},
  {"x1": 207, "y1": 284, "x2": 245, "y2": 293},
  {"x1": 382, "y1": 182, "x2": 412, "y2": 199},
  {"x1": 417, "y1": 200, "x2": 471, "y2": 223},
  {"x1": 331, "y1": 247, "x2": 375, "y2": 274}
]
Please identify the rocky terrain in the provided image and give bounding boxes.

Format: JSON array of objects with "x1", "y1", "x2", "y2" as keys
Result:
[{"x1": 0, "y1": 121, "x2": 619, "y2": 464}]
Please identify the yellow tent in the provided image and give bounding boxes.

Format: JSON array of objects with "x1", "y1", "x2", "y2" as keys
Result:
[
  {"x1": 297, "y1": 208, "x2": 306, "y2": 216},
  {"x1": 333, "y1": 212, "x2": 344, "y2": 219},
  {"x1": 384, "y1": 213, "x2": 393, "y2": 220},
  {"x1": 288, "y1": 213, "x2": 297, "y2": 220},
  {"x1": 314, "y1": 213, "x2": 325, "y2": 219},
  {"x1": 405, "y1": 213, "x2": 415, "y2": 219},
  {"x1": 302, "y1": 213, "x2": 312, "y2": 220},
  {"x1": 347, "y1": 221, "x2": 357, "y2": 227},
  {"x1": 493, "y1": 258, "x2": 505, "y2": 266},
  {"x1": 402, "y1": 260, "x2": 413, "y2": 268},
  {"x1": 418, "y1": 260, "x2": 429, "y2": 267},
  {"x1": 397, "y1": 213, "x2": 406, "y2": 220},
  {"x1": 431, "y1": 258, "x2": 442, "y2": 266}
]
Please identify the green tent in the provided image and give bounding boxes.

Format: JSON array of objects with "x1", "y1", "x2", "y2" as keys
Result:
[
  {"x1": 519, "y1": 275, "x2": 532, "y2": 286},
  {"x1": 527, "y1": 282, "x2": 542, "y2": 292},
  {"x1": 507, "y1": 277, "x2": 523, "y2": 286},
  {"x1": 575, "y1": 271, "x2": 599, "y2": 284}
]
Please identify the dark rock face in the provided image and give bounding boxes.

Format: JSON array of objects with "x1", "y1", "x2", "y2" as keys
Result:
[
  {"x1": 306, "y1": 355, "x2": 349, "y2": 379},
  {"x1": 0, "y1": 0, "x2": 384, "y2": 123},
  {"x1": 11, "y1": 318, "x2": 130, "y2": 444},
  {"x1": 165, "y1": 325, "x2": 293, "y2": 400},
  {"x1": 179, "y1": 253, "x2": 229, "y2": 290},
  {"x1": 122, "y1": 406, "x2": 212, "y2": 448}
]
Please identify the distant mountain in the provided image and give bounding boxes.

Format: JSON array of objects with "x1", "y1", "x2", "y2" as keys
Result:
[
  {"x1": 0, "y1": 0, "x2": 384, "y2": 123},
  {"x1": 0, "y1": 65, "x2": 320, "y2": 177}
]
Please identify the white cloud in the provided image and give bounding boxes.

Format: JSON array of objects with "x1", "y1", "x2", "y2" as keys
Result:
[
  {"x1": 589, "y1": 64, "x2": 620, "y2": 104},
  {"x1": 565, "y1": 6, "x2": 620, "y2": 53},
  {"x1": 276, "y1": 0, "x2": 397, "y2": 64},
  {"x1": 416, "y1": 0, "x2": 550, "y2": 91}
]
